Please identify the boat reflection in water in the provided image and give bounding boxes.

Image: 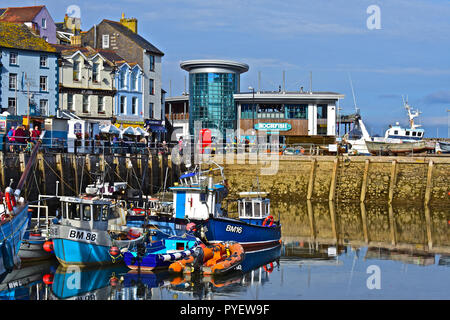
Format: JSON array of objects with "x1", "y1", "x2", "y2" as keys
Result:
[
  {"x1": 116, "y1": 244, "x2": 282, "y2": 300},
  {"x1": 0, "y1": 259, "x2": 58, "y2": 300},
  {"x1": 49, "y1": 264, "x2": 129, "y2": 300}
]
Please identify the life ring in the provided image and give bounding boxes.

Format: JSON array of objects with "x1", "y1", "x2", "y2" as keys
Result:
[
  {"x1": 263, "y1": 262, "x2": 274, "y2": 273},
  {"x1": 4, "y1": 191, "x2": 13, "y2": 212},
  {"x1": 262, "y1": 215, "x2": 274, "y2": 227}
]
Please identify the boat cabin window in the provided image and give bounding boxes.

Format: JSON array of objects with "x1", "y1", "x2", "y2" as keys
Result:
[
  {"x1": 412, "y1": 131, "x2": 417, "y2": 136},
  {"x1": 102, "y1": 205, "x2": 109, "y2": 221},
  {"x1": 417, "y1": 132, "x2": 422, "y2": 137},
  {"x1": 253, "y1": 202, "x2": 261, "y2": 218},
  {"x1": 67, "y1": 202, "x2": 81, "y2": 220},
  {"x1": 394, "y1": 130, "x2": 398, "y2": 135},
  {"x1": 200, "y1": 193, "x2": 207, "y2": 203},
  {"x1": 93, "y1": 205, "x2": 101, "y2": 221},
  {"x1": 405, "y1": 131, "x2": 410, "y2": 136},
  {"x1": 245, "y1": 201, "x2": 252, "y2": 217},
  {"x1": 83, "y1": 205, "x2": 92, "y2": 221}
]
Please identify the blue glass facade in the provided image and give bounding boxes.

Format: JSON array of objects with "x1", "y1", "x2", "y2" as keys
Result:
[{"x1": 189, "y1": 72, "x2": 238, "y2": 137}]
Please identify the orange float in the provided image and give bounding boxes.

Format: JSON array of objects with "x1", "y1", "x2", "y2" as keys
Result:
[{"x1": 168, "y1": 242, "x2": 245, "y2": 275}]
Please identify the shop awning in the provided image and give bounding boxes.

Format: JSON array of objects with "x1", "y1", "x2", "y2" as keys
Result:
[{"x1": 150, "y1": 125, "x2": 167, "y2": 133}]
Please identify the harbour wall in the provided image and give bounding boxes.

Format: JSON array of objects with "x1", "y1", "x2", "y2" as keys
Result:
[{"x1": 1, "y1": 153, "x2": 450, "y2": 206}]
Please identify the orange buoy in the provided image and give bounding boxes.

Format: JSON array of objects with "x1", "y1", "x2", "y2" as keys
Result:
[
  {"x1": 43, "y1": 240, "x2": 54, "y2": 253},
  {"x1": 42, "y1": 273, "x2": 54, "y2": 285},
  {"x1": 109, "y1": 246, "x2": 121, "y2": 256},
  {"x1": 262, "y1": 215, "x2": 274, "y2": 227}
]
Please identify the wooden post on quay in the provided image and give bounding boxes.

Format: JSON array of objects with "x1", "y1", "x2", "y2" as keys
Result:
[
  {"x1": 360, "y1": 159, "x2": 370, "y2": 203},
  {"x1": 113, "y1": 155, "x2": 120, "y2": 179},
  {"x1": 328, "y1": 158, "x2": 339, "y2": 202},
  {"x1": 99, "y1": 154, "x2": 105, "y2": 173},
  {"x1": 56, "y1": 153, "x2": 65, "y2": 196},
  {"x1": 72, "y1": 154, "x2": 78, "y2": 196},
  {"x1": 159, "y1": 154, "x2": 163, "y2": 191},
  {"x1": 0, "y1": 153, "x2": 5, "y2": 188},
  {"x1": 424, "y1": 160, "x2": 434, "y2": 206},
  {"x1": 388, "y1": 160, "x2": 397, "y2": 204},
  {"x1": 307, "y1": 158, "x2": 317, "y2": 200},
  {"x1": 19, "y1": 153, "x2": 26, "y2": 175},
  {"x1": 37, "y1": 153, "x2": 46, "y2": 195},
  {"x1": 168, "y1": 155, "x2": 173, "y2": 187},
  {"x1": 148, "y1": 155, "x2": 153, "y2": 194}
]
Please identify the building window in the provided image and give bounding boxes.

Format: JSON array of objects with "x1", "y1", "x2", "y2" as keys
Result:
[
  {"x1": 102, "y1": 34, "x2": 109, "y2": 49},
  {"x1": 82, "y1": 95, "x2": 89, "y2": 113},
  {"x1": 149, "y1": 79, "x2": 154, "y2": 95},
  {"x1": 7, "y1": 98, "x2": 16, "y2": 113},
  {"x1": 42, "y1": 18, "x2": 47, "y2": 29},
  {"x1": 40, "y1": 55, "x2": 48, "y2": 68},
  {"x1": 73, "y1": 61, "x2": 80, "y2": 81},
  {"x1": 9, "y1": 73, "x2": 17, "y2": 90},
  {"x1": 286, "y1": 104, "x2": 308, "y2": 119},
  {"x1": 131, "y1": 71, "x2": 138, "y2": 91},
  {"x1": 67, "y1": 94, "x2": 74, "y2": 111},
  {"x1": 120, "y1": 69, "x2": 127, "y2": 89},
  {"x1": 92, "y1": 63, "x2": 99, "y2": 82},
  {"x1": 98, "y1": 96, "x2": 105, "y2": 113},
  {"x1": 39, "y1": 99, "x2": 48, "y2": 116},
  {"x1": 9, "y1": 52, "x2": 18, "y2": 65},
  {"x1": 120, "y1": 96, "x2": 126, "y2": 114},
  {"x1": 132, "y1": 97, "x2": 137, "y2": 115},
  {"x1": 149, "y1": 102, "x2": 154, "y2": 118},
  {"x1": 317, "y1": 104, "x2": 328, "y2": 119},
  {"x1": 40, "y1": 76, "x2": 48, "y2": 92},
  {"x1": 149, "y1": 55, "x2": 155, "y2": 71}
]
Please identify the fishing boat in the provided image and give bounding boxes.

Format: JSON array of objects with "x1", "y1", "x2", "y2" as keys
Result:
[
  {"x1": 123, "y1": 233, "x2": 202, "y2": 271},
  {"x1": 146, "y1": 162, "x2": 282, "y2": 250},
  {"x1": 365, "y1": 140, "x2": 428, "y2": 156},
  {"x1": 1, "y1": 140, "x2": 42, "y2": 276},
  {"x1": 437, "y1": 141, "x2": 450, "y2": 154},
  {"x1": 343, "y1": 113, "x2": 372, "y2": 155},
  {"x1": 49, "y1": 195, "x2": 147, "y2": 267},
  {"x1": 168, "y1": 241, "x2": 245, "y2": 275}
]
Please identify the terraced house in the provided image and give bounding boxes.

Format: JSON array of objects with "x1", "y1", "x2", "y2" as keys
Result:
[
  {"x1": 81, "y1": 13, "x2": 164, "y2": 123},
  {"x1": 0, "y1": 22, "x2": 58, "y2": 116},
  {"x1": 55, "y1": 45, "x2": 123, "y2": 122}
]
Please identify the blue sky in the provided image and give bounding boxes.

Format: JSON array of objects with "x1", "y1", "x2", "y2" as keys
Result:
[{"x1": 5, "y1": 0, "x2": 450, "y2": 137}]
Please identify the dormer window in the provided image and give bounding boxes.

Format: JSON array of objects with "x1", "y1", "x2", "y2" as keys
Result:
[{"x1": 92, "y1": 63, "x2": 100, "y2": 82}]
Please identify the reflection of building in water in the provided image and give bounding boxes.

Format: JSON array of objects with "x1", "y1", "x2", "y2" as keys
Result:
[
  {"x1": 438, "y1": 255, "x2": 450, "y2": 266},
  {"x1": 365, "y1": 247, "x2": 435, "y2": 266},
  {"x1": 282, "y1": 241, "x2": 346, "y2": 261}
]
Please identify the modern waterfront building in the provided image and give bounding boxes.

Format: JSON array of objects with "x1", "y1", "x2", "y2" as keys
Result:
[
  {"x1": 180, "y1": 60, "x2": 249, "y2": 139},
  {"x1": 234, "y1": 90, "x2": 344, "y2": 144},
  {"x1": 167, "y1": 60, "x2": 344, "y2": 144},
  {"x1": 0, "y1": 22, "x2": 59, "y2": 117},
  {"x1": 0, "y1": 5, "x2": 57, "y2": 44}
]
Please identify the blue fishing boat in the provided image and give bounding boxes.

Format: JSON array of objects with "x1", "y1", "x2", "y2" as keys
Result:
[
  {"x1": 123, "y1": 233, "x2": 202, "y2": 271},
  {"x1": 146, "y1": 163, "x2": 282, "y2": 251},
  {"x1": 49, "y1": 196, "x2": 147, "y2": 267},
  {"x1": 1, "y1": 140, "x2": 42, "y2": 276}
]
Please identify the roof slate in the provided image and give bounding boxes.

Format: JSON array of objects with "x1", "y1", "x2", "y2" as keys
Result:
[
  {"x1": 0, "y1": 21, "x2": 56, "y2": 53},
  {"x1": 0, "y1": 6, "x2": 44, "y2": 23},
  {"x1": 102, "y1": 19, "x2": 164, "y2": 56}
]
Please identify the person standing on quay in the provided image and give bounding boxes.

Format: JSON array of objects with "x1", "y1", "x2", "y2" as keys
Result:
[{"x1": 7, "y1": 126, "x2": 15, "y2": 152}]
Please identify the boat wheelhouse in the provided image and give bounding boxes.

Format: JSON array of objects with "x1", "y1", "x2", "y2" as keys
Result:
[{"x1": 50, "y1": 195, "x2": 145, "y2": 266}]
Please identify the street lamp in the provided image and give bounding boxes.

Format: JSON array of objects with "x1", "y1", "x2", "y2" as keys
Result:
[{"x1": 248, "y1": 86, "x2": 255, "y2": 129}]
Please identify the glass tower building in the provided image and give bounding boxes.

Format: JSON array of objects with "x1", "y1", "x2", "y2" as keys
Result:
[{"x1": 180, "y1": 60, "x2": 249, "y2": 139}]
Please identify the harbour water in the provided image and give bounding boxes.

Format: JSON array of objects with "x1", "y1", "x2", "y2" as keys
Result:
[{"x1": 1, "y1": 201, "x2": 449, "y2": 300}]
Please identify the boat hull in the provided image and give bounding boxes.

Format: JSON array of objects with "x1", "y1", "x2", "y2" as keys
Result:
[
  {"x1": 365, "y1": 140, "x2": 428, "y2": 155},
  {"x1": 0, "y1": 205, "x2": 31, "y2": 275},
  {"x1": 203, "y1": 217, "x2": 281, "y2": 251},
  {"x1": 50, "y1": 224, "x2": 144, "y2": 267}
]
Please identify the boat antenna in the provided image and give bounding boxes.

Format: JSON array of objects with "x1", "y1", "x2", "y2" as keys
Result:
[{"x1": 347, "y1": 72, "x2": 359, "y2": 115}]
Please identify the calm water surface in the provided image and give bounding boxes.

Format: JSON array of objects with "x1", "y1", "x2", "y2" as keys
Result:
[{"x1": 1, "y1": 202, "x2": 449, "y2": 300}]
